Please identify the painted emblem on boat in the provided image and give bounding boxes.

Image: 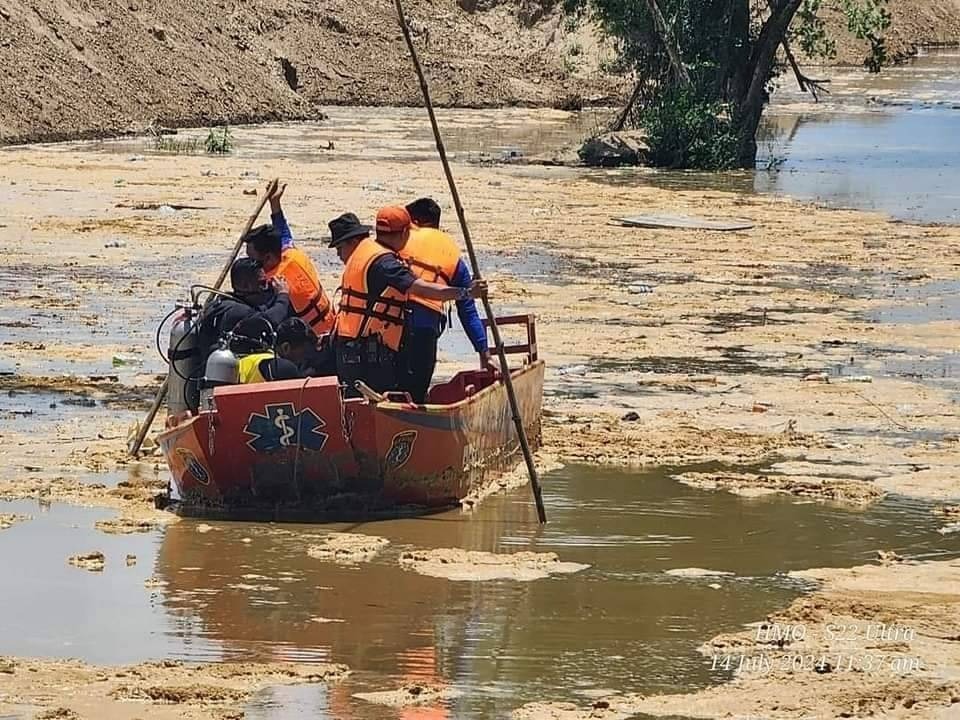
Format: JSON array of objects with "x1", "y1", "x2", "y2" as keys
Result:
[
  {"x1": 175, "y1": 447, "x2": 210, "y2": 486},
  {"x1": 243, "y1": 403, "x2": 329, "y2": 453},
  {"x1": 386, "y1": 430, "x2": 417, "y2": 469}
]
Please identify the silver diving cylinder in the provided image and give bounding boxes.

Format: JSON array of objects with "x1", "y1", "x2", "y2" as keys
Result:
[
  {"x1": 199, "y1": 338, "x2": 239, "y2": 410},
  {"x1": 204, "y1": 344, "x2": 240, "y2": 387},
  {"x1": 167, "y1": 305, "x2": 200, "y2": 415}
]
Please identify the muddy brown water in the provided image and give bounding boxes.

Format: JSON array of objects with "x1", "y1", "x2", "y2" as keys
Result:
[
  {"x1": 0, "y1": 465, "x2": 955, "y2": 719},
  {"x1": 1, "y1": 42, "x2": 959, "y2": 720},
  {"x1": 62, "y1": 50, "x2": 960, "y2": 228}
]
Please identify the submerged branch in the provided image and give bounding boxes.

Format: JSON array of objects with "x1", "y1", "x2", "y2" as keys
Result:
[{"x1": 782, "y1": 38, "x2": 831, "y2": 101}]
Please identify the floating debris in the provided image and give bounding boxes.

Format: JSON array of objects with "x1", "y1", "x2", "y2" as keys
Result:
[
  {"x1": 111, "y1": 354, "x2": 142, "y2": 367},
  {"x1": 95, "y1": 517, "x2": 160, "y2": 535},
  {"x1": 664, "y1": 568, "x2": 735, "y2": 579},
  {"x1": 613, "y1": 214, "x2": 754, "y2": 231},
  {"x1": 69, "y1": 552, "x2": 105, "y2": 572},
  {"x1": 399, "y1": 548, "x2": 589, "y2": 581},
  {"x1": 0, "y1": 514, "x2": 28, "y2": 530},
  {"x1": 307, "y1": 533, "x2": 389, "y2": 564},
  {"x1": 353, "y1": 683, "x2": 463, "y2": 707}
]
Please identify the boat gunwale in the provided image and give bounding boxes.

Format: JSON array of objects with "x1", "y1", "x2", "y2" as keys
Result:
[
  {"x1": 367, "y1": 359, "x2": 545, "y2": 415},
  {"x1": 157, "y1": 360, "x2": 545, "y2": 442}
]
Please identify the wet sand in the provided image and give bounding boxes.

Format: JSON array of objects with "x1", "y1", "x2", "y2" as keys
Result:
[
  {"x1": 0, "y1": 107, "x2": 958, "y2": 716},
  {"x1": 515, "y1": 558, "x2": 960, "y2": 719},
  {"x1": 0, "y1": 657, "x2": 347, "y2": 719}
]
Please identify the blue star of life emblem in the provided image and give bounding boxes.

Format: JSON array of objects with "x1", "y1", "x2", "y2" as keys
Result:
[{"x1": 243, "y1": 403, "x2": 329, "y2": 454}]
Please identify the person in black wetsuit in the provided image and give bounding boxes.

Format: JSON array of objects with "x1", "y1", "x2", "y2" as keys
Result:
[{"x1": 196, "y1": 257, "x2": 292, "y2": 361}]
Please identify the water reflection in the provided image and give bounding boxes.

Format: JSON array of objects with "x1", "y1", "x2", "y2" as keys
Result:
[
  {"x1": 0, "y1": 464, "x2": 955, "y2": 718},
  {"x1": 152, "y1": 466, "x2": 952, "y2": 719},
  {"x1": 755, "y1": 108, "x2": 960, "y2": 224}
]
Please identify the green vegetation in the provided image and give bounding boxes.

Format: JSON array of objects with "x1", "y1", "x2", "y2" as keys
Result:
[
  {"x1": 564, "y1": 0, "x2": 893, "y2": 169},
  {"x1": 151, "y1": 135, "x2": 202, "y2": 154},
  {"x1": 147, "y1": 125, "x2": 234, "y2": 155},
  {"x1": 204, "y1": 126, "x2": 234, "y2": 155}
]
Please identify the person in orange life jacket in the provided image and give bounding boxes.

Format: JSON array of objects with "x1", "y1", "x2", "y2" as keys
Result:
[
  {"x1": 328, "y1": 211, "x2": 486, "y2": 397},
  {"x1": 244, "y1": 183, "x2": 336, "y2": 336},
  {"x1": 391, "y1": 198, "x2": 493, "y2": 403},
  {"x1": 237, "y1": 317, "x2": 317, "y2": 384}
]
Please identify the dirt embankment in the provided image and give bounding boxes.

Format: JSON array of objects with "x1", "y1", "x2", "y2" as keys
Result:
[
  {"x1": 0, "y1": 658, "x2": 347, "y2": 719},
  {"x1": 0, "y1": 0, "x2": 616, "y2": 145},
  {"x1": 826, "y1": 0, "x2": 960, "y2": 65},
  {"x1": 2, "y1": 0, "x2": 958, "y2": 146}
]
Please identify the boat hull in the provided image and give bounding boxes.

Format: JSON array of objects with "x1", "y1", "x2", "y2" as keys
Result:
[{"x1": 158, "y1": 361, "x2": 544, "y2": 521}]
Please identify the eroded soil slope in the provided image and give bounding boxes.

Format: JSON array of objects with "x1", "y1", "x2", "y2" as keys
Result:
[
  {"x1": 0, "y1": 0, "x2": 614, "y2": 144},
  {"x1": 2, "y1": 0, "x2": 959, "y2": 145}
]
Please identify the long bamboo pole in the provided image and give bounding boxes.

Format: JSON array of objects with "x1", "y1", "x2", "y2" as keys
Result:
[
  {"x1": 128, "y1": 178, "x2": 280, "y2": 456},
  {"x1": 393, "y1": 0, "x2": 547, "y2": 523}
]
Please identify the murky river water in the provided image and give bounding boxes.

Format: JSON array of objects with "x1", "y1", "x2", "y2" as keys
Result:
[
  {"x1": 63, "y1": 49, "x2": 960, "y2": 225},
  {"x1": 2, "y1": 45, "x2": 960, "y2": 720},
  {"x1": 0, "y1": 464, "x2": 953, "y2": 719}
]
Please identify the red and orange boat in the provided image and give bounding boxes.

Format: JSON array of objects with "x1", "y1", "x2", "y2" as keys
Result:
[{"x1": 157, "y1": 315, "x2": 543, "y2": 520}]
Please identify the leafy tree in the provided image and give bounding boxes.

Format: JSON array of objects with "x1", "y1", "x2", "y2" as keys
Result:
[{"x1": 565, "y1": 0, "x2": 891, "y2": 168}]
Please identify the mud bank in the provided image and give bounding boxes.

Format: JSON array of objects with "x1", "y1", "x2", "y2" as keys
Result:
[
  {"x1": 306, "y1": 532, "x2": 390, "y2": 564},
  {"x1": 824, "y1": 0, "x2": 960, "y2": 66},
  {"x1": 0, "y1": 114, "x2": 959, "y2": 717},
  {"x1": 354, "y1": 682, "x2": 463, "y2": 707},
  {"x1": 399, "y1": 548, "x2": 589, "y2": 581},
  {"x1": 0, "y1": 0, "x2": 618, "y2": 145},
  {"x1": 514, "y1": 558, "x2": 960, "y2": 719},
  {"x1": 0, "y1": 658, "x2": 347, "y2": 719},
  {"x1": 2, "y1": 124, "x2": 960, "y2": 510}
]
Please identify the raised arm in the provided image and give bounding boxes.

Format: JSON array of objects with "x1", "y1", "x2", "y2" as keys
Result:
[{"x1": 267, "y1": 182, "x2": 294, "y2": 249}]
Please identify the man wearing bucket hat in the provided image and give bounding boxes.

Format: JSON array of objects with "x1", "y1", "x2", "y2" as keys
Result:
[{"x1": 327, "y1": 211, "x2": 486, "y2": 396}]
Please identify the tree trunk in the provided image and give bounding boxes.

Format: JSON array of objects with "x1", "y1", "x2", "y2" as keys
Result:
[
  {"x1": 735, "y1": 0, "x2": 804, "y2": 167},
  {"x1": 726, "y1": 0, "x2": 752, "y2": 103},
  {"x1": 641, "y1": 0, "x2": 691, "y2": 86}
]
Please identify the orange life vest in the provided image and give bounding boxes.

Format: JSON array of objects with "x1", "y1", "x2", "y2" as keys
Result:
[
  {"x1": 335, "y1": 238, "x2": 407, "y2": 352},
  {"x1": 266, "y1": 247, "x2": 335, "y2": 334},
  {"x1": 400, "y1": 226, "x2": 462, "y2": 314}
]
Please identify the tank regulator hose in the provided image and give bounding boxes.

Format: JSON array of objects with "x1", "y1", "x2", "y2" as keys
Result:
[{"x1": 155, "y1": 306, "x2": 181, "y2": 366}]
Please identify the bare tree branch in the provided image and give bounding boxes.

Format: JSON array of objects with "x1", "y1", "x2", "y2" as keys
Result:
[
  {"x1": 641, "y1": 0, "x2": 691, "y2": 86},
  {"x1": 612, "y1": 79, "x2": 644, "y2": 131},
  {"x1": 781, "y1": 38, "x2": 831, "y2": 101}
]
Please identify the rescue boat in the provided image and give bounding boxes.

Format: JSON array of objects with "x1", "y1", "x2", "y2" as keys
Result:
[{"x1": 157, "y1": 315, "x2": 543, "y2": 520}]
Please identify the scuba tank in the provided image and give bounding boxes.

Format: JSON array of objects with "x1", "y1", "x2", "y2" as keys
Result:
[
  {"x1": 204, "y1": 340, "x2": 240, "y2": 388},
  {"x1": 199, "y1": 337, "x2": 239, "y2": 411},
  {"x1": 167, "y1": 305, "x2": 201, "y2": 415}
]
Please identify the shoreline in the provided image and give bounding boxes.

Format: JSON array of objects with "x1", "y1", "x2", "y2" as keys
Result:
[
  {"x1": 0, "y1": 113, "x2": 958, "y2": 717},
  {"x1": 514, "y1": 557, "x2": 960, "y2": 719}
]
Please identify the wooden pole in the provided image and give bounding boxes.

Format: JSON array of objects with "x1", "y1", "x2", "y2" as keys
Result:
[
  {"x1": 393, "y1": 0, "x2": 547, "y2": 523},
  {"x1": 128, "y1": 178, "x2": 280, "y2": 457}
]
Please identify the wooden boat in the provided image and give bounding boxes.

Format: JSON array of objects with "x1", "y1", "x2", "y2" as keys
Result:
[{"x1": 157, "y1": 315, "x2": 543, "y2": 520}]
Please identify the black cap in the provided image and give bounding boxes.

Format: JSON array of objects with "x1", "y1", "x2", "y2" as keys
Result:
[
  {"x1": 276, "y1": 317, "x2": 318, "y2": 346},
  {"x1": 328, "y1": 212, "x2": 371, "y2": 248}
]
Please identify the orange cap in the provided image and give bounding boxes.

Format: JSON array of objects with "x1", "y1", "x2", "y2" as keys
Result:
[{"x1": 376, "y1": 205, "x2": 412, "y2": 234}]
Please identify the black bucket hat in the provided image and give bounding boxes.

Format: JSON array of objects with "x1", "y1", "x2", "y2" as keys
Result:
[{"x1": 328, "y1": 212, "x2": 372, "y2": 247}]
